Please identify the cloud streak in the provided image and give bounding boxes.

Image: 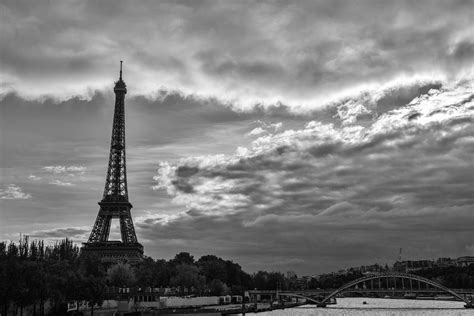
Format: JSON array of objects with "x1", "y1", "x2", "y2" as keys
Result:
[
  {"x1": 43, "y1": 165, "x2": 86, "y2": 174},
  {"x1": 49, "y1": 180, "x2": 74, "y2": 187},
  {"x1": 0, "y1": 184, "x2": 32, "y2": 200},
  {"x1": 29, "y1": 227, "x2": 89, "y2": 239}
]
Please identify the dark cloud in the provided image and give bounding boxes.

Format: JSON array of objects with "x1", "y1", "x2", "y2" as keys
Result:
[
  {"x1": 450, "y1": 40, "x2": 474, "y2": 63},
  {"x1": 196, "y1": 50, "x2": 285, "y2": 82}
]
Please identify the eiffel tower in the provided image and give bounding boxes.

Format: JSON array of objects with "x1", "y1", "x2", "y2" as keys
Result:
[{"x1": 82, "y1": 62, "x2": 143, "y2": 262}]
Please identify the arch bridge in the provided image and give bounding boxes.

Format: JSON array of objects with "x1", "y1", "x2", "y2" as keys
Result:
[
  {"x1": 317, "y1": 272, "x2": 472, "y2": 308},
  {"x1": 250, "y1": 272, "x2": 473, "y2": 308}
]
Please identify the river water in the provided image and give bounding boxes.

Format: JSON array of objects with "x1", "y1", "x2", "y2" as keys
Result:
[{"x1": 245, "y1": 298, "x2": 471, "y2": 316}]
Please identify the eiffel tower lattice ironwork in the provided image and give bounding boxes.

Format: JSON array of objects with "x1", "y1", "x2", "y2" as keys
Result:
[{"x1": 82, "y1": 61, "x2": 143, "y2": 262}]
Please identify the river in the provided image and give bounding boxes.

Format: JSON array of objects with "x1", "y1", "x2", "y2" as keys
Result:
[{"x1": 245, "y1": 298, "x2": 471, "y2": 315}]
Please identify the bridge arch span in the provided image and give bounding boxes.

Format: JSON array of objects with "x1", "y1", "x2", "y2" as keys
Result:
[{"x1": 320, "y1": 272, "x2": 470, "y2": 304}]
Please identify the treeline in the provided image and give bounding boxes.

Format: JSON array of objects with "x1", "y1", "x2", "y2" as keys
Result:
[
  {"x1": 307, "y1": 270, "x2": 364, "y2": 289},
  {"x1": 414, "y1": 265, "x2": 474, "y2": 289},
  {"x1": 0, "y1": 237, "x2": 104, "y2": 316},
  {"x1": 130, "y1": 253, "x2": 253, "y2": 295},
  {"x1": 0, "y1": 238, "x2": 288, "y2": 315}
]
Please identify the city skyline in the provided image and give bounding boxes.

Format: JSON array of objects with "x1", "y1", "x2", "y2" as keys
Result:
[{"x1": 1, "y1": 0, "x2": 473, "y2": 275}]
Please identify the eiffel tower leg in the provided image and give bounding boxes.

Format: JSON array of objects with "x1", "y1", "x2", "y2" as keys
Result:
[
  {"x1": 89, "y1": 213, "x2": 108, "y2": 243},
  {"x1": 120, "y1": 214, "x2": 138, "y2": 244},
  {"x1": 101, "y1": 215, "x2": 112, "y2": 242}
]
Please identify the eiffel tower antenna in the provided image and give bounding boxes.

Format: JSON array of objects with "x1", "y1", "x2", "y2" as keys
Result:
[{"x1": 82, "y1": 61, "x2": 143, "y2": 262}]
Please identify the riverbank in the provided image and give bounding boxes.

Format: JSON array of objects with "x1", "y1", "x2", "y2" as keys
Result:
[
  {"x1": 245, "y1": 298, "x2": 471, "y2": 316},
  {"x1": 70, "y1": 301, "x2": 305, "y2": 316}
]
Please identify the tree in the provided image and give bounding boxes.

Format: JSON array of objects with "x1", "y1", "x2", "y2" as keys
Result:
[
  {"x1": 171, "y1": 252, "x2": 195, "y2": 266},
  {"x1": 197, "y1": 255, "x2": 252, "y2": 294},
  {"x1": 170, "y1": 264, "x2": 205, "y2": 294},
  {"x1": 253, "y1": 271, "x2": 269, "y2": 290},
  {"x1": 77, "y1": 254, "x2": 106, "y2": 316},
  {"x1": 266, "y1": 272, "x2": 286, "y2": 291},
  {"x1": 308, "y1": 277, "x2": 320, "y2": 289},
  {"x1": 208, "y1": 279, "x2": 229, "y2": 296},
  {"x1": 0, "y1": 255, "x2": 19, "y2": 316},
  {"x1": 134, "y1": 257, "x2": 173, "y2": 287},
  {"x1": 107, "y1": 263, "x2": 136, "y2": 287},
  {"x1": 198, "y1": 255, "x2": 227, "y2": 283},
  {"x1": 47, "y1": 260, "x2": 75, "y2": 314},
  {"x1": 153, "y1": 259, "x2": 172, "y2": 286},
  {"x1": 133, "y1": 257, "x2": 155, "y2": 287}
]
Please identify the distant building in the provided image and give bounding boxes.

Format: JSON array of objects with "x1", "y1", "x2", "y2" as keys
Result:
[
  {"x1": 360, "y1": 264, "x2": 385, "y2": 274},
  {"x1": 436, "y1": 257, "x2": 455, "y2": 267},
  {"x1": 393, "y1": 260, "x2": 434, "y2": 273},
  {"x1": 457, "y1": 256, "x2": 474, "y2": 267},
  {"x1": 314, "y1": 255, "x2": 472, "y2": 283}
]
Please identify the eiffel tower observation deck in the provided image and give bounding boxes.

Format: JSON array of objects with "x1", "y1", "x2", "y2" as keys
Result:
[{"x1": 82, "y1": 62, "x2": 144, "y2": 263}]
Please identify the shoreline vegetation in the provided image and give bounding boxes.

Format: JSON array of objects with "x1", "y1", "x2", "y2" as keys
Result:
[{"x1": 1, "y1": 238, "x2": 473, "y2": 315}]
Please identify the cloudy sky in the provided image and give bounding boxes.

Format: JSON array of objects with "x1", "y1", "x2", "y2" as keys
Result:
[{"x1": 1, "y1": 0, "x2": 473, "y2": 275}]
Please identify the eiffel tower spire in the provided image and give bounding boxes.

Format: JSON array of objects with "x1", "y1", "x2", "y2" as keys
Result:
[
  {"x1": 102, "y1": 60, "x2": 128, "y2": 202},
  {"x1": 82, "y1": 62, "x2": 143, "y2": 262}
]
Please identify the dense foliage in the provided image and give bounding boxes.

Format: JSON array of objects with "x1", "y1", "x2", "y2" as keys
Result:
[
  {"x1": 0, "y1": 237, "x2": 105, "y2": 316},
  {"x1": 132, "y1": 253, "x2": 253, "y2": 295},
  {"x1": 414, "y1": 265, "x2": 474, "y2": 289},
  {"x1": 0, "y1": 239, "x2": 259, "y2": 315},
  {"x1": 308, "y1": 270, "x2": 364, "y2": 289}
]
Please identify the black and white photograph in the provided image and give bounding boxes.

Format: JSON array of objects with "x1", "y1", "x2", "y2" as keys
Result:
[{"x1": 0, "y1": 0, "x2": 473, "y2": 315}]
